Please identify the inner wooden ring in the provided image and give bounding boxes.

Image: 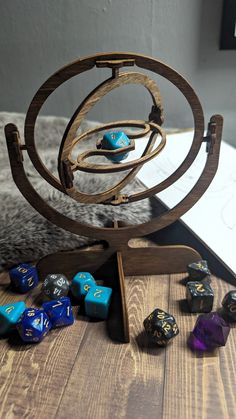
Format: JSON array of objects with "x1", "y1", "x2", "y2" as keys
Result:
[
  {"x1": 73, "y1": 121, "x2": 165, "y2": 174},
  {"x1": 59, "y1": 121, "x2": 162, "y2": 204},
  {"x1": 58, "y1": 72, "x2": 164, "y2": 204}
]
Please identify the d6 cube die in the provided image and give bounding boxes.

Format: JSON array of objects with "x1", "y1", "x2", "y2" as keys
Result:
[
  {"x1": 42, "y1": 297, "x2": 74, "y2": 328},
  {"x1": 0, "y1": 301, "x2": 26, "y2": 335},
  {"x1": 187, "y1": 260, "x2": 211, "y2": 280},
  {"x1": 84, "y1": 286, "x2": 112, "y2": 319},
  {"x1": 101, "y1": 131, "x2": 131, "y2": 162},
  {"x1": 9, "y1": 263, "x2": 39, "y2": 293},
  {"x1": 16, "y1": 308, "x2": 51, "y2": 343},
  {"x1": 42, "y1": 274, "x2": 69, "y2": 300},
  {"x1": 71, "y1": 272, "x2": 96, "y2": 299},
  {"x1": 222, "y1": 290, "x2": 236, "y2": 320},
  {"x1": 186, "y1": 281, "x2": 214, "y2": 313},
  {"x1": 143, "y1": 309, "x2": 179, "y2": 346}
]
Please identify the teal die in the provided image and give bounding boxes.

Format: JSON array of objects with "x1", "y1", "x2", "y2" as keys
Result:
[
  {"x1": 0, "y1": 301, "x2": 26, "y2": 335},
  {"x1": 101, "y1": 131, "x2": 131, "y2": 162},
  {"x1": 71, "y1": 272, "x2": 96, "y2": 299},
  {"x1": 85, "y1": 286, "x2": 112, "y2": 319}
]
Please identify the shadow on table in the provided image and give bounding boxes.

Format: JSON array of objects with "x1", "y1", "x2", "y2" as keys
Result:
[{"x1": 135, "y1": 330, "x2": 166, "y2": 356}]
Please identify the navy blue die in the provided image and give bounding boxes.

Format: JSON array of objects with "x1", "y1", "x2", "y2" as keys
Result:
[
  {"x1": 42, "y1": 297, "x2": 74, "y2": 328},
  {"x1": 9, "y1": 263, "x2": 39, "y2": 293},
  {"x1": 16, "y1": 308, "x2": 51, "y2": 343}
]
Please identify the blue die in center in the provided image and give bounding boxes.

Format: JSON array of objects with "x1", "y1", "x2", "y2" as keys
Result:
[
  {"x1": 85, "y1": 285, "x2": 112, "y2": 320},
  {"x1": 71, "y1": 272, "x2": 96, "y2": 300},
  {"x1": 42, "y1": 297, "x2": 74, "y2": 328},
  {"x1": 101, "y1": 131, "x2": 131, "y2": 162},
  {"x1": 9, "y1": 263, "x2": 39, "y2": 293}
]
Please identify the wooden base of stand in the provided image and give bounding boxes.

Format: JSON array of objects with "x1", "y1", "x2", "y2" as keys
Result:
[{"x1": 36, "y1": 239, "x2": 201, "y2": 343}]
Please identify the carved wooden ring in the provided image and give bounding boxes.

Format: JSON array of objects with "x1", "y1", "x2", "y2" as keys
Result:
[
  {"x1": 20, "y1": 52, "x2": 214, "y2": 241},
  {"x1": 73, "y1": 121, "x2": 165, "y2": 173},
  {"x1": 57, "y1": 71, "x2": 165, "y2": 204},
  {"x1": 24, "y1": 53, "x2": 204, "y2": 200}
]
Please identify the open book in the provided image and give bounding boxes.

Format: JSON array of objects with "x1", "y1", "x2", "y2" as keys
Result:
[{"x1": 126, "y1": 130, "x2": 236, "y2": 275}]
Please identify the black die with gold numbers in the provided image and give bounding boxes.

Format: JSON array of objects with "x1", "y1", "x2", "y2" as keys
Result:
[
  {"x1": 143, "y1": 308, "x2": 179, "y2": 346},
  {"x1": 187, "y1": 260, "x2": 211, "y2": 281},
  {"x1": 186, "y1": 281, "x2": 214, "y2": 313},
  {"x1": 222, "y1": 290, "x2": 236, "y2": 320}
]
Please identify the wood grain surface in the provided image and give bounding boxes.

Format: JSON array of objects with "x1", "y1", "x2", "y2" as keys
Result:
[{"x1": 0, "y1": 266, "x2": 235, "y2": 419}]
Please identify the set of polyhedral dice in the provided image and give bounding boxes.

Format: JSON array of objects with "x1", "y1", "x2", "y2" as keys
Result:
[
  {"x1": 0, "y1": 263, "x2": 112, "y2": 343},
  {"x1": 143, "y1": 259, "x2": 235, "y2": 352}
]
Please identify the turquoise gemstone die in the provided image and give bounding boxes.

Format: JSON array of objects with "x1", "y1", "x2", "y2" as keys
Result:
[
  {"x1": 71, "y1": 272, "x2": 96, "y2": 299},
  {"x1": 84, "y1": 285, "x2": 112, "y2": 319},
  {"x1": 101, "y1": 131, "x2": 131, "y2": 162},
  {"x1": 0, "y1": 301, "x2": 26, "y2": 335}
]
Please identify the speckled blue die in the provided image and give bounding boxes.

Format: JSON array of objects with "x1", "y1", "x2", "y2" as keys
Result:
[
  {"x1": 85, "y1": 286, "x2": 112, "y2": 319},
  {"x1": 9, "y1": 263, "x2": 39, "y2": 293},
  {"x1": 71, "y1": 272, "x2": 96, "y2": 299},
  {"x1": 101, "y1": 131, "x2": 131, "y2": 162},
  {"x1": 0, "y1": 301, "x2": 26, "y2": 335},
  {"x1": 16, "y1": 308, "x2": 51, "y2": 343},
  {"x1": 42, "y1": 297, "x2": 74, "y2": 328}
]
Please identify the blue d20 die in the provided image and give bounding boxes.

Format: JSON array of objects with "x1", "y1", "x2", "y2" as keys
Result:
[
  {"x1": 85, "y1": 286, "x2": 112, "y2": 320},
  {"x1": 71, "y1": 272, "x2": 96, "y2": 299},
  {"x1": 101, "y1": 131, "x2": 131, "y2": 162},
  {"x1": 9, "y1": 263, "x2": 39, "y2": 293},
  {"x1": 16, "y1": 308, "x2": 51, "y2": 343},
  {"x1": 42, "y1": 297, "x2": 74, "y2": 328},
  {"x1": 0, "y1": 301, "x2": 26, "y2": 335}
]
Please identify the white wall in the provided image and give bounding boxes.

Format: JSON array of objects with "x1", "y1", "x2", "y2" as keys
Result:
[{"x1": 0, "y1": 0, "x2": 235, "y2": 145}]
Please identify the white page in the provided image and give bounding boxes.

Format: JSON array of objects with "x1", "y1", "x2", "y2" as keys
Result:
[{"x1": 125, "y1": 130, "x2": 236, "y2": 274}]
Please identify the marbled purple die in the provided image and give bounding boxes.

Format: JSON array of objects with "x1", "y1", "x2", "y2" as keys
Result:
[{"x1": 189, "y1": 312, "x2": 230, "y2": 351}]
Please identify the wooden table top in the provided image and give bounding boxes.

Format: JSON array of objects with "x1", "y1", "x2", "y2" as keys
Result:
[{"x1": 0, "y1": 269, "x2": 235, "y2": 419}]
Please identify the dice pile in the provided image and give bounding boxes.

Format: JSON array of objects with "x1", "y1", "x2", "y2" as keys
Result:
[
  {"x1": 143, "y1": 259, "x2": 234, "y2": 352},
  {"x1": 0, "y1": 264, "x2": 112, "y2": 343},
  {"x1": 1, "y1": 258, "x2": 235, "y2": 352}
]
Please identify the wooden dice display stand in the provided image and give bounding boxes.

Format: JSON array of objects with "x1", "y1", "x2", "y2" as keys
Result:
[{"x1": 4, "y1": 52, "x2": 223, "y2": 343}]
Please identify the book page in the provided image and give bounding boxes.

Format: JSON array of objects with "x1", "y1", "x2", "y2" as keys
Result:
[{"x1": 126, "y1": 130, "x2": 236, "y2": 274}]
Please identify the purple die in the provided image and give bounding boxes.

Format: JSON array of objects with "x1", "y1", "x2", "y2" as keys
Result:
[
  {"x1": 9, "y1": 263, "x2": 39, "y2": 293},
  {"x1": 189, "y1": 312, "x2": 230, "y2": 351},
  {"x1": 42, "y1": 297, "x2": 74, "y2": 328},
  {"x1": 16, "y1": 308, "x2": 51, "y2": 343}
]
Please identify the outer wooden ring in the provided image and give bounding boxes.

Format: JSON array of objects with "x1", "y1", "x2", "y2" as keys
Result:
[{"x1": 24, "y1": 52, "x2": 205, "y2": 239}]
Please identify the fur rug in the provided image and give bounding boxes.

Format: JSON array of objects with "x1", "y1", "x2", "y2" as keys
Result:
[{"x1": 0, "y1": 112, "x2": 153, "y2": 270}]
